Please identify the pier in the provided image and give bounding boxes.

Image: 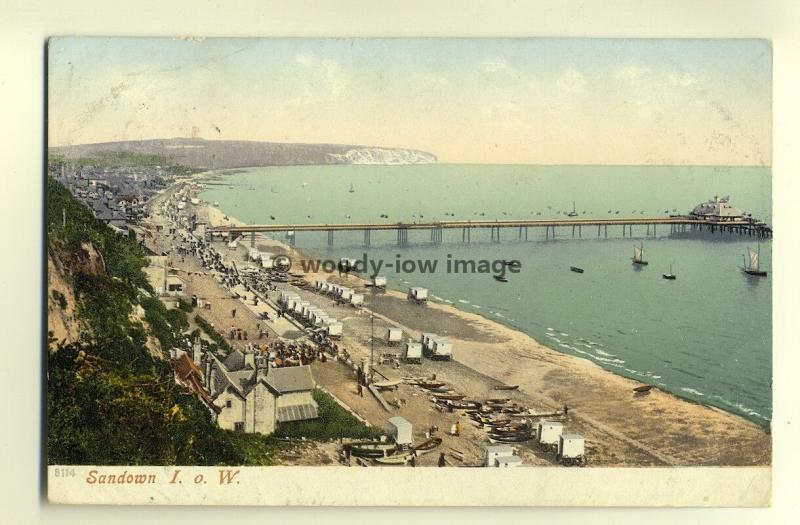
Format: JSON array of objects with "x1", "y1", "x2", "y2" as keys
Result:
[{"x1": 209, "y1": 216, "x2": 772, "y2": 247}]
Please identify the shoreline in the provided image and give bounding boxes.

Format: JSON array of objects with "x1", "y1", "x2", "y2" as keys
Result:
[{"x1": 187, "y1": 174, "x2": 769, "y2": 466}]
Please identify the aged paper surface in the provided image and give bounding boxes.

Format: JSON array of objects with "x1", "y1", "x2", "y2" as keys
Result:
[{"x1": 43, "y1": 32, "x2": 777, "y2": 507}]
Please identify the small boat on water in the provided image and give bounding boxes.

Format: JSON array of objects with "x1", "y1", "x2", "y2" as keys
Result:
[
  {"x1": 632, "y1": 243, "x2": 648, "y2": 266},
  {"x1": 493, "y1": 384, "x2": 519, "y2": 391},
  {"x1": 494, "y1": 275, "x2": 508, "y2": 283},
  {"x1": 570, "y1": 266, "x2": 584, "y2": 274},
  {"x1": 567, "y1": 201, "x2": 579, "y2": 217},
  {"x1": 742, "y1": 245, "x2": 767, "y2": 277},
  {"x1": 662, "y1": 263, "x2": 676, "y2": 280}
]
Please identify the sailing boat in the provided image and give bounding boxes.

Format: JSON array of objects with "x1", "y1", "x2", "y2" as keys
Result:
[
  {"x1": 348, "y1": 183, "x2": 355, "y2": 193},
  {"x1": 662, "y1": 263, "x2": 676, "y2": 280},
  {"x1": 632, "y1": 243, "x2": 648, "y2": 266},
  {"x1": 567, "y1": 201, "x2": 578, "y2": 217},
  {"x1": 743, "y1": 245, "x2": 767, "y2": 276}
]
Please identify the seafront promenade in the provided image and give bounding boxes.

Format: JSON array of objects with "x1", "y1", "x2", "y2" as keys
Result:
[{"x1": 142, "y1": 181, "x2": 772, "y2": 467}]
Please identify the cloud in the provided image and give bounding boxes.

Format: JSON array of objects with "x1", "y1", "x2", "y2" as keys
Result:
[
  {"x1": 667, "y1": 73, "x2": 699, "y2": 87},
  {"x1": 482, "y1": 57, "x2": 518, "y2": 76},
  {"x1": 614, "y1": 65, "x2": 651, "y2": 81},
  {"x1": 295, "y1": 53, "x2": 313, "y2": 66},
  {"x1": 555, "y1": 68, "x2": 586, "y2": 94},
  {"x1": 321, "y1": 59, "x2": 349, "y2": 96}
]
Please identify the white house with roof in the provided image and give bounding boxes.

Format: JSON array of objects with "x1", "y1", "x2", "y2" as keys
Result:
[{"x1": 202, "y1": 348, "x2": 318, "y2": 435}]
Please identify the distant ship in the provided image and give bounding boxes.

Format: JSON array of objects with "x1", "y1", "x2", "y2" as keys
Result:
[
  {"x1": 743, "y1": 245, "x2": 767, "y2": 276},
  {"x1": 567, "y1": 201, "x2": 578, "y2": 217},
  {"x1": 632, "y1": 243, "x2": 648, "y2": 265},
  {"x1": 662, "y1": 263, "x2": 676, "y2": 280}
]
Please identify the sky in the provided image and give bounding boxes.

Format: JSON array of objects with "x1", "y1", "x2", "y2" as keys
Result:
[{"x1": 48, "y1": 37, "x2": 772, "y2": 166}]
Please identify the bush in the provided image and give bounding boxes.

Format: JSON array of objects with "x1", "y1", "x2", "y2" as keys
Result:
[
  {"x1": 177, "y1": 298, "x2": 194, "y2": 313},
  {"x1": 274, "y1": 389, "x2": 383, "y2": 441},
  {"x1": 194, "y1": 314, "x2": 232, "y2": 353},
  {"x1": 52, "y1": 290, "x2": 68, "y2": 310},
  {"x1": 46, "y1": 176, "x2": 280, "y2": 466}
]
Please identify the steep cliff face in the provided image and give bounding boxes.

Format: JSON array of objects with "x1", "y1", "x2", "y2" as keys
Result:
[
  {"x1": 49, "y1": 138, "x2": 438, "y2": 169},
  {"x1": 326, "y1": 147, "x2": 437, "y2": 165},
  {"x1": 47, "y1": 250, "x2": 81, "y2": 346},
  {"x1": 47, "y1": 239, "x2": 162, "y2": 358}
]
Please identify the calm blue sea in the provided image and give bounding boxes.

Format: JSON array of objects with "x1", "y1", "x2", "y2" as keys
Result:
[{"x1": 201, "y1": 164, "x2": 772, "y2": 424}]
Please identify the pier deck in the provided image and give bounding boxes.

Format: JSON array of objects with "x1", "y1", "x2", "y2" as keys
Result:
[{"x1": 208, "y1": 216, "x2": 771, "y2": 246}]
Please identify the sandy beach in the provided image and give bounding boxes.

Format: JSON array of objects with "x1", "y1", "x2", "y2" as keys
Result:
[{"x1": 155, "y1": 180, "x2": 770, "y2": 467}]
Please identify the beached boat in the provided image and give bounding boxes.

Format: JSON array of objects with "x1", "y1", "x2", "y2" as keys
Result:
[
  {"x1": 493, "y1": 384, "x2": 519, "y2": 391},
  {"x1": 632, "y1": 243, "x2": 648, "y2": 265},
  {"x1": 488, "y1": 432, "x2": 533, "y2": 443},
  {"x1": 448, "y1": 400, "x2": 482, "y2": 410},
  {"x1": 345, "y1": 441, "x2": 398, "y2": 458},
  {"x1": 418, "y1": 381, "x2": 447, "y2": 389},
  {"x1": 633, "y1": 385, "x2": 653, "y2": 393},
  {"x1": 412, "y1": 437, "x2": 443, "y2": 453},
  {"x1": 432, "y1": 393, "x2": 465, "y2": 401},
  {"x1": 373, "y1": 379, "x2": 402, "y2": 390},
  {"x1": 570, "y1": 266, "x2": 584, "y2": 273},
  {"x1": 486, "y1": 397, "x2": 511, "y2": 404},
  {"x1": 426, "y1": 386, "x2": 454, "y2": 393},
  {"x1": 373, "y1": 452, "x2": 413, "y2": 465},
  {"x1": 742, "y1": 245, "x2": 767, "y2": 276}
]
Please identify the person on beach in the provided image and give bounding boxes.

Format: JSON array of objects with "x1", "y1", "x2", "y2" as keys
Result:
[
  {"x1": 438, "y1": 453, "x2": 446, "y2": 467},
  {"x1": 232, "y1": 308, "x2": 237, "y2": 318}
]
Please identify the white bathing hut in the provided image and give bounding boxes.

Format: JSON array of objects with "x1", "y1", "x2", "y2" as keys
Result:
[
  {"x1": 557, "y1": 434, "x2": 586, "y2": 466},
  {"x1": 408, "y1": 286, "x2": 428, "y2": 303},
  {"x1": 387, "y1": 416, "x2": 413, "y2": 446},
  {"x1": 403, "y1": 341, "x2": 423, "y2": 363},
  {"x1": 386, "y1": 327, "x2": 403, "y2": 345},
  {"x1": 484, "y1": 445, "x2": 515, "y2": 467},
  {"x1": 537, "y1": 421, "x2": 564, "y2": 447}
]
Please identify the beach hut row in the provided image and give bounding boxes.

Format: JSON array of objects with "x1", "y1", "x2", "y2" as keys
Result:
[
  {"x1": 248, "y1": 248, "x2": 275, "y2": 269},
  {"x1": 536, "y1": 421, "x2": 585, "y2": 466},
  {"x1": 420, "y1": 332, "x2": 453, "y2": 360},
  {"x1": 278, "y1": 290, "x2": 343, "y2": 338},
  {"x1": 314, "y1": 280, "x2": 364, "y2": 308}
]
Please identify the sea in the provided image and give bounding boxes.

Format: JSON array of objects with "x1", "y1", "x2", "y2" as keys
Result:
[{"x1": 200, "y1": 164, "x2": 772, "y2": 425}]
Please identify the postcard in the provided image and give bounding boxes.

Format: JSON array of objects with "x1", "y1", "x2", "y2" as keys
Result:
[{"x1": 45, "y1": 37, "x2": 772, "y2": 506}]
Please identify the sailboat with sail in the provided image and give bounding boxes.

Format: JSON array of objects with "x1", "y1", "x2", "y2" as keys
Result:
[
  {"x1": 742, "y1": 245, "x2": 767, "y2": 276},
  {"x1": 348, "y1": 183, "x2": 355, "y2": 193},
  {"x1": 662, "y1": 263, "x2": 676, "y2": 280},
  {"x1": 632, "y1": 242, "x2": 648, "y2": 266},
  {"x1": 567, "y1": 201, "x2": 578, "y2": 217}
]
